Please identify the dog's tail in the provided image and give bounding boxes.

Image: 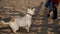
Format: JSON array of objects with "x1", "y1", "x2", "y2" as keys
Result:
[{"x1": 1, "y1": 21, "x2": 9, "y2": 24}]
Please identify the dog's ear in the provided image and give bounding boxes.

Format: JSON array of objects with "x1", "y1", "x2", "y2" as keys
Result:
[{"x1": 33, "y1": 8, "x2": 36, "y2": 11}]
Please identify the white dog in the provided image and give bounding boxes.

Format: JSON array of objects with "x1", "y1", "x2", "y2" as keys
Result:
[{"x1": 1, "y1": 8, "x2": 36, "y2": 33}]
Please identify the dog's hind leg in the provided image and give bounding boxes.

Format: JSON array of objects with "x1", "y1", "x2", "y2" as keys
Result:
[
  {"x1": 11, "y1": 26, "x2": 19, "y2": 33},
  {"x1": 12, "y1": 28, "x2": 17, "y2": 33},
  {"x1": 13, "y1": 30, "x2": 16, "y2": 33}
]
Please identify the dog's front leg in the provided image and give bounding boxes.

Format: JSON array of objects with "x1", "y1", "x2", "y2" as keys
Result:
[
  {"x1": 27, "y1": 27, "x2": 29, "y2": 32},
  {"x1": 24, "y1": 26, "x2": 29, "y2": 32}
]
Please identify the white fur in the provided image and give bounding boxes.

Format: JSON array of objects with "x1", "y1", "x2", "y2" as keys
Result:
[{"x1": 1, "y1": 8, "x2": 35, "y2": 33}]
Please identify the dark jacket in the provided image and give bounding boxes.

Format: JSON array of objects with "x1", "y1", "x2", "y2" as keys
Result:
[
  {"x1": 50, "y1": 0, "x2": 60, "y2": 6},
  {"x1": 45, "y1": 0, "x2": 56, "y2": 10}
]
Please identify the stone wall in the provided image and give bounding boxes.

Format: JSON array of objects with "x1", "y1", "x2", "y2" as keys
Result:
[{"x1": 0, "y1": 0, "x2": 46, "y2": 13}]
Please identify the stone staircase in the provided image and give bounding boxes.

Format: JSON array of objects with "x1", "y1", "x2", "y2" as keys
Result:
[
  {"x1": 32, "y1": 2, "x2": 60, "y2": 34},
  {"x1": 0, "y1": 0, "x2": 60, "y2": 34}
]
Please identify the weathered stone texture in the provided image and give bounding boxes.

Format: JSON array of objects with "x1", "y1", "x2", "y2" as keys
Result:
[{"x1": 0, "y1": 0, "x2": 43, "y2": 13}]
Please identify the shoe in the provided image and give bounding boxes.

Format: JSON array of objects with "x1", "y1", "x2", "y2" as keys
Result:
[{"x1": 53, "y1": 19, "x2": 58, "y2": 21}]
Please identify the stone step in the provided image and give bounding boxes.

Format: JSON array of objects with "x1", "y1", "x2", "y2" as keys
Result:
[
  {"x1": 33, "y1": 20, "x2": 42, "y2": 23},
  {"x1": 33, "y1": 17, "x2": 43, "y2": 20},
  {"x1": 58, "y1": 17, "x2": 60, "y2": 19}
]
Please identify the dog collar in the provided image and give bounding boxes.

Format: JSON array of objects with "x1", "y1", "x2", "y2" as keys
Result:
[{"x1": 27, "y1": 13, "x2": 32, "y2": 16}]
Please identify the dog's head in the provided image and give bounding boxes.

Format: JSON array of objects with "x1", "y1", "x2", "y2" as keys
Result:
[{"x1": 27, "y1": 7, "x2": 36, "y2": 15}]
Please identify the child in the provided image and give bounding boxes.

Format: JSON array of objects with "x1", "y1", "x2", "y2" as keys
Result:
[{"x1": 45, "y1": 0, "x2": 60, "y2": 20}]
